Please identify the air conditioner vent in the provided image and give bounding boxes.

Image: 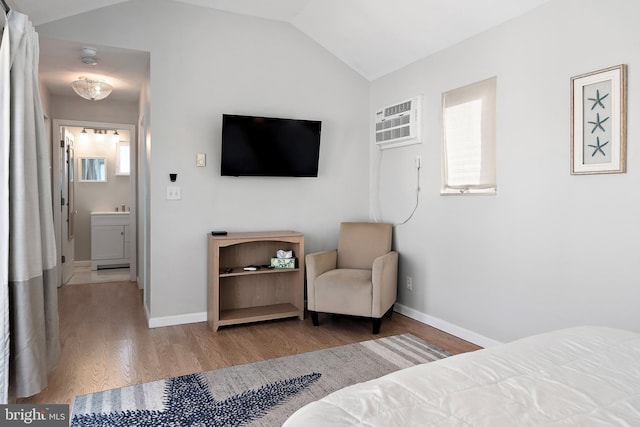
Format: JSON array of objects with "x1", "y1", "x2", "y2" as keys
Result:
[{"x1": 374, "y1": 96, "x2": 422, "y2": 149}]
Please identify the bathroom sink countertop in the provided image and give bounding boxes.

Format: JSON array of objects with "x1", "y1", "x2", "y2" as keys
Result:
[{"x1": 91, "y1": 211, "x2": 130, "y2": 215}]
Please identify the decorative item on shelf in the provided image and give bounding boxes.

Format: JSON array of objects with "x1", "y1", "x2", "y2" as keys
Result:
[{"x1": 271, "y1": 249, "x2": 296, "y2": 269}]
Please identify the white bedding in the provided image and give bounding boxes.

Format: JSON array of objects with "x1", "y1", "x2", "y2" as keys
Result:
[{"x1": 284, "y1": 326, "x2": 640, "y2": 426}]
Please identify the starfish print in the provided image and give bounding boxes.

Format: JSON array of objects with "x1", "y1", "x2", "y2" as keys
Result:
[
  {"x1": 588, "y1": 112, "x2": 609, "y2": 134},
  {"x1": 587, "y1": 89, "x2": 609, "y2": 110},
  {"x1": 587, "y1": 136, "x2": 609, "y2": 157},
  {"x1": 71, "y1": 372, "x2": 321, "y2": 427}
]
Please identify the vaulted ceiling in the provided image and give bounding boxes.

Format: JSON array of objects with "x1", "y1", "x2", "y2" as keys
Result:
[{"x1": 8, "y1": 0, "x2": 551, "y2": 101}]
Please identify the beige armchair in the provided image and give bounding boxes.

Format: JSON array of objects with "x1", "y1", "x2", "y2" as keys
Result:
[{"x1": 306, "y1": 222, "x2": 398, "y2": 334}]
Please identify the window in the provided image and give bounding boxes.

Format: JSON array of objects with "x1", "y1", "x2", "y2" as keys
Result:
[
  {"x1": 442, "y1": 77, "x2": 496, "y2": 195},
  {"x1": 116, "y1": 142, "x2": 130, "y2": 176}
]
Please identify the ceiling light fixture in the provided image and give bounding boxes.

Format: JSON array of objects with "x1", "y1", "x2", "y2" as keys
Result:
[{"x1": 71, "y1": 76, "x2": 113, "y2": 101}]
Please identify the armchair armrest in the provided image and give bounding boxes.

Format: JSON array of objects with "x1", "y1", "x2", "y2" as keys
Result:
[
  {"x1": 371, "y1": 251, "x2": 398, "y2": 318},
  {"x1": 305, "y1": 250, "x2": 337, "y2": 311}
]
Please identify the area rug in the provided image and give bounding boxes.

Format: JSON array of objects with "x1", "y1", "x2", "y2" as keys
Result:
[{"x1": 71, "y1": 333, "x2": 451, "y2": 426}]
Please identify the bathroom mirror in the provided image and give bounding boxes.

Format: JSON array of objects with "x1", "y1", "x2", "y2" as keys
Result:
[{"x1": 79, "y1": 157, "x2": 107, "y2": 182}]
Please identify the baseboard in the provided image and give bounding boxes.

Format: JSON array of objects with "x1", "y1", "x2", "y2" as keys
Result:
[
  {"x1": 74, "y1": 260, "x2": 91, "y2": 268},
  {"x1": 147, "y1": 311, "x2": 207, "y2": 329},
  {"x1": 394, "y1": 303, "x2": 502, "y2": 348},
  {"x1": 143, "y1": 303, "x2": 500, "y2": 346},
  {"x1": 144, "y1": 303, "x2": 151, "y2": 326}
]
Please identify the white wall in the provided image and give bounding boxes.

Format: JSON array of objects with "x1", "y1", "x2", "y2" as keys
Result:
[
  {"x1": 371, "y1": 0, "x2": 640, "y2": 342},
  {"x1": 50, "y1": 95, "x2": 138, "y2": 124},
  {"x1": 138, "y1": 61, "x2": 151, "y2": 312},
  {"x1": 38, "y1": 0, "x2": 370, "y2": 322}
]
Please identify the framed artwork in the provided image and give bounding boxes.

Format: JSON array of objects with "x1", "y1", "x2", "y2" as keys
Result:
[{"x1": 571, "y1": 64, "x2": 626, "y2": 175}]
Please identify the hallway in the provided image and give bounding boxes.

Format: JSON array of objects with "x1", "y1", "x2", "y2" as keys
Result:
[{"x1": 65, "y1": 266, "x2": 131, "y2": 285}]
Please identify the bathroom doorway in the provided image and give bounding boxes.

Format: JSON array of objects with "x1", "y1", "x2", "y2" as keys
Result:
[{"x1": 52, "y1": 119, "x2": 137, "y2": 286}]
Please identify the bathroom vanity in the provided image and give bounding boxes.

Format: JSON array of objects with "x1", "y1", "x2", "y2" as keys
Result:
[{"x1": 91, "y1": 212, "x2": 130, "y2": 270}]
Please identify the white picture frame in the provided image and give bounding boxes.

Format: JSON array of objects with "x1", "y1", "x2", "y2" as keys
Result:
[{"x1": 571, "y1": 64, "x2": 626, "y2": 175}]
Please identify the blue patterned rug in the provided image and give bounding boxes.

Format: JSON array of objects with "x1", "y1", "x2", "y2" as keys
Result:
[{"x1": 71, "y1": 334, "x2": 451, "y2": 426}]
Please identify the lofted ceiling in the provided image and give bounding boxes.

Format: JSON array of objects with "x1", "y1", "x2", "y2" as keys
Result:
[{"x1": 9, "y1": 0, "x2": 551, "y2": 102}]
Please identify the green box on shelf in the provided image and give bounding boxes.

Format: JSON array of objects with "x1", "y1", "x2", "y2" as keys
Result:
[{"x1": 270, "y1": 257, "x2": 296, "y2": 269}]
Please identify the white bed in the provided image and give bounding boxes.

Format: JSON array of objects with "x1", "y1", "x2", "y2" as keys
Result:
[{"x1": 284, "y1": 326, "x2": 640, "y2": 426}]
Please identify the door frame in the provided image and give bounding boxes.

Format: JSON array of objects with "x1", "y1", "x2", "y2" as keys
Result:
[
  {"x1": 51, "y1": 119, "x2": 137, "y2": 284},
  {"x1": 59, "y1": 126, "x2": 75, "y2": 284}
]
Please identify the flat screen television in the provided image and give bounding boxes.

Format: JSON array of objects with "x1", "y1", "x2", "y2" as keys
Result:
[{"x1": 221, "y1": 114, "x2": 322, "y2": 177}]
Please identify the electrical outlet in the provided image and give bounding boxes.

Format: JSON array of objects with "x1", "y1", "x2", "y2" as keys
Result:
[
  {"x1": 406, "y1": 276, "x2": 413, "y2": 291},
  {"x1": 167, "y1": 186, "x2": 181, "y2": 200}
]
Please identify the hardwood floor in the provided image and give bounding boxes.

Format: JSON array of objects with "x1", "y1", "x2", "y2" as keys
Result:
[{"x1": 18, "y1": 280, "x2": 481, "y2": 407}]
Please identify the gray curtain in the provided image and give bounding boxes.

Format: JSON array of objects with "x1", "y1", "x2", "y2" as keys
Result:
[
  {"x1": 2, "y1": 10, "x2": 60, "y2": 402},
  {"x1": 1, "y1": 8, "x2": 11, "y2": 405}
]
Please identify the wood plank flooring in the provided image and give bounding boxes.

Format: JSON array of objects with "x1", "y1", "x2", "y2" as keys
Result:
[{"x1": 18, "y1": 280, "x2": 481, "y2": 407}]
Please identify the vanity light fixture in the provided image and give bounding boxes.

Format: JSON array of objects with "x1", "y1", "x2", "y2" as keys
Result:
[
  {"x1": 94, "y1": 129, "x2": 106, "y2": 142},
  {"x1": 79, "y1": 128, "x2": 89, "y2": 142}
]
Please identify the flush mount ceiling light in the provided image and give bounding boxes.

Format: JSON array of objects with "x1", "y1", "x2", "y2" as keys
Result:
[
  {"x1": 71, "y1": 77, "x2": 113, "y2": 101},
  {"x1": 71, "y1": 47, "x2": 113, "y2": 101}
]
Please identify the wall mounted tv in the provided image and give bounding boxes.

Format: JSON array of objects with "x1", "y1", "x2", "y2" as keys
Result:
[{"x1": 221, "y1": 114, "x2": 322, "y2": 177}]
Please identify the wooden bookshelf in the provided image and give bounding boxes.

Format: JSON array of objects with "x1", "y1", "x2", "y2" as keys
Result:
[{"x1": 207, "y1": 231, "x2": 304, "y2": 331}]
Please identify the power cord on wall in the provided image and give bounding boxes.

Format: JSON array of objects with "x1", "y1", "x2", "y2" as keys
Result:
[
  {"x1": 396, "y1": 156, "x2": 421, "y2": 225},
  {"x1": 372, "y1": 149, "x2": 422, "y2": 225},
  {"x1": 372, "y1": 149, "x2": 384, "y2": 223}
]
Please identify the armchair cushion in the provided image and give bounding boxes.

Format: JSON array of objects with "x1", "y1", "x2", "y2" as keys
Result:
[
  {"x1": 337, "y1": 222, "x2": 392, "y2": 269},
  {"x1": 314, "y1": 269, "x2": 372, "y2": 317}
]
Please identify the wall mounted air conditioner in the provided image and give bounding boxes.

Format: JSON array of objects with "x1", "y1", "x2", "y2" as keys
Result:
[{"x1": 374, "y1": 96, "x2": 422, "y2": 149}]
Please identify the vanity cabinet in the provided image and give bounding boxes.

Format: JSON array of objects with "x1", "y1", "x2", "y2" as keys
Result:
[{"x1": 91, "y1": 212, "x2": 130, "y2": 270}]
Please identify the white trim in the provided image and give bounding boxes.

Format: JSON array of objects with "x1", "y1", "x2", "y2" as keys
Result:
[
  {"x1": 144, "y1": 303, "x2": 151, "y2": 326},
  {"x1": 74, "y1": 260, "x2": 91, "y2": 268},
  {"x1": 147, "y1": 311, "x2": 207, "y2": 329},
  {"x1": 144, "y1": 303, "x2": 499, "y2": 344},
  {"x1": 394, "y1": 303, "x2": 502, "y2": 348}
]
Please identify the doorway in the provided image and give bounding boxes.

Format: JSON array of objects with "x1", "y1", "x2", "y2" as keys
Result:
[{"x1": 52, "y1": 119, "x2": 137, "y2": 286}]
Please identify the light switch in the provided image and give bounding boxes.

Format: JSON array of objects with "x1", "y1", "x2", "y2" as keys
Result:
[
  {"x1": 196, "y1": 153, "x2": 206, "y2": 167},
  {"x1": 167, "y1": 186, "x2": 181, "y2": 200}
]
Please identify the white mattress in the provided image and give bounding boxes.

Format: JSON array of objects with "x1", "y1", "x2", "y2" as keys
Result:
[{"x1": 284, "y1": 326, "x2": 640, "y2": 426}]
